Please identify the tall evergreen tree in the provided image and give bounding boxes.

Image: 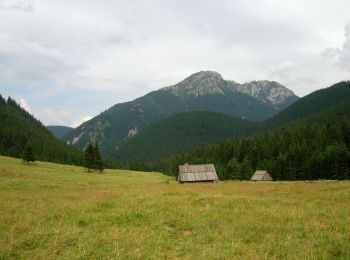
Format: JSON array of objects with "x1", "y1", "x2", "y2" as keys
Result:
[
  {"x1": 22, "y1": 141, "x2": 35, "y2": 163},
  {"x1": 227, "y1": 158, "x2": 241, "y2": 180},
  {"x1": 84, "y1": 142, "x2": 95, "y2": 172},
  {"x1": 93, "y1": 142, "x2": 104, "y2": 172},
  {"x1": 241, "y1": 156, "x2": 253, "y2": 180}
]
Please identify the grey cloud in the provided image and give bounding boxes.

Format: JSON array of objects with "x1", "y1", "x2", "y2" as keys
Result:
[
  {"x1": 0, "y1": 33, "x2": 81, "y2": 86},
  {"x1": 102, "y1": 33, "x2": 133, "y2": 46},
  {"x1": 2, "y1": 0, "x2": 350, "y2": 126},
  {"x1": 0, "y1": 0, "x2": 34, "y2": 11}
]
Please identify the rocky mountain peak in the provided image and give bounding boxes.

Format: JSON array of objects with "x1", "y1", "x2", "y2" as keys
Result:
[
  {"x1": 186, "y1": 71, "x2": 224, "y2": 83},
  {"x1": 164, "y1": 71, "x2": 226, "y2": 97},
  {"x1": 231, "y1": 80, "x2": 298, "y2": 108}
]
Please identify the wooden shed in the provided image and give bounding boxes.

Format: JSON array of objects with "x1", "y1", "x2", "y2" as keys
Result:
[
  {"x1": 178, "y1": 163, "x2": 218, "y2": 183},
  {"x1": 251, "y1": 170, "x2": 273, "y2": 181}
]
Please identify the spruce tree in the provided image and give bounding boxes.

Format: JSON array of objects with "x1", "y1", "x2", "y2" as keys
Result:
[
  {"x1": 22, "y1": 141, "x2": 35, "y2": 163},
  {"x1": 84, "y1": 142, "x2": 95, "y2": 172},
  {"x1": 241, "y1": 156, "x2": 253, "y2": 180},
  {"x1": 226, "y1": 158, "x2": 241, "y2": 180},
  {"x1": 93, "y1": 142, "x2": 104, "y2": 172}
]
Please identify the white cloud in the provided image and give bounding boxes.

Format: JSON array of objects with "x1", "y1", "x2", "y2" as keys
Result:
[
  {"x1": 72, "y1": 116, "x2": 92, "y2": 128},
  {"x1": 18, "y1": 97, "x2": 31, "y2": 112},
  {"x1": 0, "y1": 33, "x2": 81, "y2": 87},
  {"x1": 323, "y1": 20, "x2": 350, "y2": 71},
  {"x1": 35, "y1": 108, "x2": 92, "y2": 127}
]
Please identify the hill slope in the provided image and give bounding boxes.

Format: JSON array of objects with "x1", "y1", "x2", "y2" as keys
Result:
[
  {"x1": 126, "y1": 81, "x2": 350, "y2": 178},
  {"x1": 64, "y1": 71, "x2": 298, "y2": 156},
  {"x1": 47, "y1": 125, "x2": 73, "y2": 138},
  {"x1": 264, "y1": 81, "x2": 350, "y2": 128},
  {"x1": 0, "y1": 95, "x2": 82, "y2": 165},
  {"x1": 149, "y1": 98, "x2": 350, "y2": 180},
  {"x1": 116, "y1": 111, "x2": 256, "y2": 162},
  {"x1": 118, "y1": 81, "x2": 350, "y2": 164}
]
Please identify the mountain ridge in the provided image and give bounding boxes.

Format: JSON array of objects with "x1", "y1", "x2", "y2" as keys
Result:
[
  {"x1": 47, "y1": 125, "x2": 73, "y2": 139},
  {"x1": 64, "y1": 71, "x2": 298, "y2": 156},
  {"x1": 163, "y1": 71, "x2": 298, "y2": 109}
]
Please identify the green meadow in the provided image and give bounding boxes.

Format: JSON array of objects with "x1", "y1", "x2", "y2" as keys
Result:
[{"x1": 0, "y1": 156, "x2": 350, "y2": 259}]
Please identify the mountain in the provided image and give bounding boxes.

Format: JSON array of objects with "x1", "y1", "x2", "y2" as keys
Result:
[
  {"x1": 230, "y1": 80, "x2": 297, "y2": 110},
  {"x1": 118, "y1": 81, "x2": 350, "y2": 164},
  {"x1": 142, "y1": 81, "x2": 350, "y2": 180},
  {"x1": 116, "y1": 111, "x2": 256, "y2": 162},
  {"x1": 64, "y1": 71, "x2": 298, "y2": 156},
  {"x1": 263, "y1": 81, "x2": 350, "y2": 128},
  {"x1": 47, "y1": 126, "x2": 73, "y2": 138},
  {"x1": 0, "y1": 95, "x2": 82, "y2": 165}
]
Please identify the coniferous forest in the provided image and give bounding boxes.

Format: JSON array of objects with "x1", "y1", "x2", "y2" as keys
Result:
[
  {"x1": 0, "y1": 95, "x2": 83, "y2": 165},
  {"x1": 123, "y1": 82, "x2": 350, "y2": 181}
]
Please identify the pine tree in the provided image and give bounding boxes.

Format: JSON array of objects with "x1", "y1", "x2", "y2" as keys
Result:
[
  {"x1": 241, "y1": 156, "x2": 253, "y2": 180},
  {"x1": 226, "y1": 158, "x2": 241, "y2": 180},
  {"x1": 84, "y1": 142, "x2": 95, "y2": 172},
  {"x1": 93, "y1": 142, "x2": 104, "y2": 172},
  {"x1": 22, "y1": 141, "x2": 35, "y2": 163}
]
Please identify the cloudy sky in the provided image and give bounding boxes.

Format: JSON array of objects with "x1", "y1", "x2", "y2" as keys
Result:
[{"x1": 1, "y1": 0, "x2": 350, "y2": 127}]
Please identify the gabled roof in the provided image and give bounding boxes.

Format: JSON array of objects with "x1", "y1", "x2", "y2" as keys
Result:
[
  {"x1": 251, "y1": 170, "x2": 273, "y2": 181},
  {"x1": 178, "y1": 164, "x2": 218, "y2": 182}
]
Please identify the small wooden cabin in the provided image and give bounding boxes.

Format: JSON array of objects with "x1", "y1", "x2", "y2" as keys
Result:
[
  {"x1": 251, "y1": 170, "x2": 273, "y2": 181},
  {"x1": 178, "y1": 163, "x2": 218, "y2": 183}
]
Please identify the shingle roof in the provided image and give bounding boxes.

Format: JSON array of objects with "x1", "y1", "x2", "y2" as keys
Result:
[
  {"x1": 178, "y1": 164, "x2": 218, "y2": 182},
  {"x1": 251, "y1": 170, "x2": 273, "y2": 181}
]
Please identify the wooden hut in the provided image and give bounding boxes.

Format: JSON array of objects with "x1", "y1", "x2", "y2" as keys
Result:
[
  {"x1": 178, "y1": 163, "x2": 218, "y2": 183},
  {"x1": 250, "y1": 170, "x2": 273, "y2": 181}
]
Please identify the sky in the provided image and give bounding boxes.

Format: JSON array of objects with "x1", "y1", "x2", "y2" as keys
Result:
[{"x1": 0, "y1": 0, "x2": 350, "y2": 127}]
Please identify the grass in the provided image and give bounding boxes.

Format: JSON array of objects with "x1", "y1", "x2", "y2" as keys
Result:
[{"x1": 0, "y1": 156, "x2": 350, "y2": 259}]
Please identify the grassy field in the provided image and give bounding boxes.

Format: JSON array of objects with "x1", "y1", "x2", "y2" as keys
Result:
[{"x1": 0, "y1": 156, "x2": 350, "y2": 259}]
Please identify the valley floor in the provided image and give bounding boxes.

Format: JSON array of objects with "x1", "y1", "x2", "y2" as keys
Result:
[{"x1": 0, "y1": 156, "x2": 349, "y2": 259}]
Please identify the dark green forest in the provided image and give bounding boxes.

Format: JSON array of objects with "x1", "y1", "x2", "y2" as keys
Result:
[
  {"x1": 133, "y1": 110, "x2": 350, "y2": 180},
  {"x1": 123, "y1": 81, "x2": 350, "y2": 181},
  {"x1": 0, "y1": 95, "x2": 83, "y2": 165},
  {"x1": 116, "y1": 111, "x2": 256, "y2": 162}
]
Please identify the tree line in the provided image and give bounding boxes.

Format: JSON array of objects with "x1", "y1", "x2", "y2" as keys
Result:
[{"x1": 125, "y1": 113, "x2": 350, "y2": 181}]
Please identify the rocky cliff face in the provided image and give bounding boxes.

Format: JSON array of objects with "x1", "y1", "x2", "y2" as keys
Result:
[
  {"x1": 232, "y1": 80, "x2": 298, "y2": 109},
  {"x1": 165, "y1": 71, "x2": 298, "y2": 109}
]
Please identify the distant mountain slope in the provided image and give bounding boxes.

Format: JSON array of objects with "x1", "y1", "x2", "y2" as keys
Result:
[
  {"x1": 64, "y1": 71, "x2": 298, "y2": 156},
  {"x1": 0, "y1": 95, "x2": 82, "y2": 165},
  {"x1": 264, "y1": 81, "x2": 350, "y2": 128},
  {"x1": 121, "y1": 81, "x2": 350, "y2": 166},
  {"x1": 116, "y1": 111, "x2": 256, "y2": 162},
  {"x1": 140, "y1": 84, "x2": 350, "y2": 180},
  {"x1": 47, "y1": 126, "x2": 73, "y2": 138}
]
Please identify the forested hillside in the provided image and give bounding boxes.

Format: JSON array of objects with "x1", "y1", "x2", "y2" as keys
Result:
[
  {"x1": 264, "y1": 81, "x2": 350, "y2": 128},
  {"x1": 116, "y1": 111, "x2": 256, "y2": 162},
  {"x1": 142, "y1": 99, "x2": 350, "y2": 180},
  {"x1": 0, "y1": 95, "x2": 83, "y2": 165},
  {"x1": 117, "y1": 81, "x2": 350, "y2": 165},
  {"x1": 122, "y1": 81, "x2": 350, "y2": 180}
]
